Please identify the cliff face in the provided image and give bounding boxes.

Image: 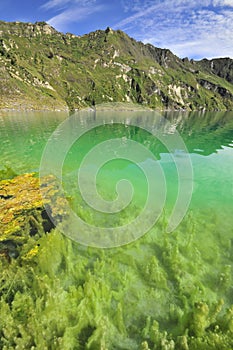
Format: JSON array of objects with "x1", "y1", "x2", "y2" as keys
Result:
[
  {"x1": 0, "y1": 20, "x2": 232, "y2": 111},
  {"x1": 0, "y1": 21, "x2": 58, "y2": 37}
]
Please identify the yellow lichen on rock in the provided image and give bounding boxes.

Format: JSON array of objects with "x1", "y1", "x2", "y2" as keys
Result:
[
  {"x1": 0, "y1": 173, "x2": 43, "y2": 241},
  {"x1": 0, "y1": 173, "x2": 65, "y2": 263},
  {"x1": 0, "y1": 172, "x2": 70, "y2": 263}
]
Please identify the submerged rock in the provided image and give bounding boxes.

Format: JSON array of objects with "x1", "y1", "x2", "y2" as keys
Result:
[{"x1": 0, "y1": 173, "x2": 59, "y2": 261}]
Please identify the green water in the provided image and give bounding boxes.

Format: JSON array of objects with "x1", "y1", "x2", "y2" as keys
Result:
[
  {"x1": 0, "y1": 109, "x2": 233, "y2": 349},
  {"x1": 0, "y1": 111, "x2": 68, "y2": 174}
]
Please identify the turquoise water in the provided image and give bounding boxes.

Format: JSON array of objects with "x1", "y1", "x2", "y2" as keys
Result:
[
  {"x1": 0, "y1": 111, "x2": 68, "y2": 174},
  {"x1": 0, "y1": 109, "x2": 233, "y2": 349},
  {"x1": 1, "y1": 110, "x2": 233, "y2": 224}
]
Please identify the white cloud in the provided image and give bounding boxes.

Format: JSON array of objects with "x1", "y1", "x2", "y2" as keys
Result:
[
  {"x1": 117, "y1": 3, "x2": 168, "y2": 28},
  {"x1": 42, "y1": 0, "x2": 101, "y2": 32},
  {"x1": 42, "y1": 0, "x2": 96, "y2": 10},
  {"x1": 42, "y1": 0, "x2": 72, "y2": 10},
  {"x1": 213, "y1": 0, "x2": 233, "y2": 7},
  {"x1": 115, "y1": 0, "x2": 233, "y2": 58},
  {"x1": 47, "y1": 4, "x2": 103, "y2": 31}
]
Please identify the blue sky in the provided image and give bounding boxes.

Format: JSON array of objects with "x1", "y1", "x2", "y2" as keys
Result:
[{"x1": 1, "y1": 0, "x2": 233, "y2": 59}]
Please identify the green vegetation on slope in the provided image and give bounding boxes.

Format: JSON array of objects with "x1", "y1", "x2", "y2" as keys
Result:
[{"x1": 0, "y1": 21, "x2": 233, "y2": 111}]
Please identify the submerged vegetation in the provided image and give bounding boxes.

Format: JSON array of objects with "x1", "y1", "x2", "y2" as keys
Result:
[{"x1": 0, "y1": 173, "x2": 232, "y2": 349}]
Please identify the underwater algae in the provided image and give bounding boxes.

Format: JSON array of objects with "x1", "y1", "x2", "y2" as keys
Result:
[
  {"x1": 0, "y1": 174, "x2": 232, "y2": 349},
  {"x1": 0, "y1": 109, "x2": 233, "y2": 349}
]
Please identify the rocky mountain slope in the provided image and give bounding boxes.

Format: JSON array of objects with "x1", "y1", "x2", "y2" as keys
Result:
[{"x1": 0, "y1": 20, "x2": 233, "y2": 111}]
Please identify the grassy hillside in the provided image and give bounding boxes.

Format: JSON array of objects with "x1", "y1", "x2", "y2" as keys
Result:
[{"x1": 0, "y1": 20, "x2": 233, "y2": 111}]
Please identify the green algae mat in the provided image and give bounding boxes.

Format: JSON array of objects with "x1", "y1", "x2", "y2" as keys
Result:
[{"x1": 0, "y1": 109, "x2": 232, "y2": 349}]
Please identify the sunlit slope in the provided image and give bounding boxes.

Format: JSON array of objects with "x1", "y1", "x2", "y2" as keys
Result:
[{"x1": 0, "y1": 20, "x2": 233, "y2": 111}]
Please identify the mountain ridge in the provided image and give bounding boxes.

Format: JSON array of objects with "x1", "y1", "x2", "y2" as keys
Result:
[{"x1": 0, "y1": 20, "x2": 232, "y2": 111}]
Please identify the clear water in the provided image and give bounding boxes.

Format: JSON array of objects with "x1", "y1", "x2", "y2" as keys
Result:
[
  {"x1": 0, "y1": 109, "x2": 233, "y2": 348},
  {"x1": 1, "y1": 110, "x2": 232, "y2": 226},
  {"x1": 0, "y1": 111, "x2": 68, "y2": 174}
]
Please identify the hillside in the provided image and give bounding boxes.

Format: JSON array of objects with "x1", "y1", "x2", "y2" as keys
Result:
[{"x1": 0, "y1": 20, "x2": 233, "y2": 111}]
